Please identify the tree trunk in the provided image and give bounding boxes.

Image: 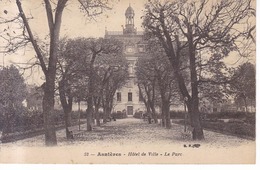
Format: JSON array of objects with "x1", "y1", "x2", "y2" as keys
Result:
[
  {"x1": 163, "y1": 102, "x2": 171, "y2": 129},
  {"x1": 86, "y1": 95, "x2": 94, "y2": 130},
  {"x1": 16, "y1": 0, "x2": 69, "y2": 146},
  {"x1": 94, "y1": 96, "x2": 101, "y2": 126},
  {"x1": 187, "y1": 101, "x2": 204, "y2": 140},
  {"x1": 103, "y1": 83, "x2": 112, "y2": 123},
  {"x1": 86, "y1": 55, "x2": 96, "y2": 131},
  {"x1": 187, "y1": 29, "x2": 204, "y2": 140},
  {"x1": 243, "y1": 96, "x2": 248, "y2": 113},
  {"x1": 86, "y1": 93, "x2": 93, "y2": 131},
  {"x1": 95, "y1": 107, "x2": 101, "y2": 126},
  {"x1": 2, "y1": 105, "x2": 11, "y2": 135},
  {"x1": 43, "y1": 84, "x2": 57, "y2": 146},
  {"x1": 150, "y1": 104, "x2": 158, "y2": 123},
  {"x1": 103, "y1": 99, "x2": 111, "y2": 123},
  {"x1": 168, "y1": 42, "x2": 204, "y2": 139},
  {"x1": 86, "y1": 102, "x2": 93, "y2": 131},
  {"x1": 59, "y1": 80, "x2": 73, "y2": 139},
  {"x1": 78, "y1": 101, "x2": 81, "y2": 131},
  {"x1": 103, "y1": 102, "x2": 108, "y2": 123},
  {"x1": 159, "y1": 88, "x2": 169, "y2": 128},
  {"x1": 108, "y1": 105, "x2": 112, "y2": 120},
  {"x1": 147, "y1": 107, "x2": 152, "y2": 124},
  {"x1": 64, "y1": 109, "x2": 71, "y2": 139},
  {"x1": 161, "y1": 106, "x2": 165, "y2": 127}
]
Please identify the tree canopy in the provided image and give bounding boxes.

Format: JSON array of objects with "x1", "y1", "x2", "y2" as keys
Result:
[
  {"x1": 0, "y1": 65, "x2": 27, "y2": 133},
  {"x1": 143, "y1": 0, "x2": 255, "y2": 140}
]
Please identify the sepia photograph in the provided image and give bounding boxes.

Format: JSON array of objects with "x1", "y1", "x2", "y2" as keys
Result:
[{"x1": 0, "y1": 0, "x2": 257, "y2": 165}]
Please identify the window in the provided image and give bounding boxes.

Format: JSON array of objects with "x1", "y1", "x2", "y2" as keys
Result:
[
  {"x1": 129, "y1": 64, "x2": 133, "y2": 74},
  {"x1": 117, "y1": 92, "x2": 121, "y2": 102},
  {"x1": 138, "y1": 45, "x2": 145, "y2": 52},
  {"x1": 128, "y1": 92, "x2": 132, "y2": 102}
]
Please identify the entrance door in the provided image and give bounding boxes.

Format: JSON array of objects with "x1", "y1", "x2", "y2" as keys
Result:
[{"x1": 127, "y1": 106, "x2": 133, "y2": 115}]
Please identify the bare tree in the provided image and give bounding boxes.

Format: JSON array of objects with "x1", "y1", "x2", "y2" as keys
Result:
[
  {"x1": 56, "y1": 38, "x2": 88, "y2": 139},
  {"x1": 143, "y1": 0, "x2": 255, "y2": 139},
  {"x1": 94, "y1": 55, "x2": 128, "y2": 124},
  {"x1": 1, "y1": 0, "x2": 112, "y2": 145},
  {"x1": 136, "y1": 51, "x2": 158, "y2": 124},
  {"x1": 136, "y1": 40, "x2": 179, "y2": 128},
  {"x1": 79, "y1": 38, "x2": 123, "y2": 130}
]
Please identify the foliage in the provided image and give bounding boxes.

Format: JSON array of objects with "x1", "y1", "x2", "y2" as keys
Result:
[
  {"x1": 133, "y1": 111, "x2": 144, "y2": 119},
  {"x1": 206, "y1": 111, "x2": 255, "y2": 122},
  {"x1": 56, "y1": 37, "x2": 127, "y2": 127},
  {"x1": 0, "y1": 0, "x2": 114, "y2": 145},
  {"x1": 0, "y1": 65, "x2": 27, "y2": 106},
  {"x1": 142, "y1": 0, "x2": 255, "y2": 140},
  {"x1": 26, "y1": 85, "x2": 44, "y2": 111},
  {"x1": 111, "y1": 111, "x2": 127, "y2": 119},
  {"x1": 169, "y1": 111, "x2": 186, "y2": 119},
  {"x1": 201, "y1": 121, "x2": 255, "y2": 139},
  {"x1": 229, "y1": 62, "x2": 255, "y2": 111},
  {"x1": 136, "y1": 39, "x2": 180, "y2": 126},
  {"x1": 0, "y1": 65, "x2": 27, "y2": 132}
]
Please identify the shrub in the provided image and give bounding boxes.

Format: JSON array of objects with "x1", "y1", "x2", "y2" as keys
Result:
[
  {"x1": 202, "y1": 121, "x2": 255, "y2": 139},
  {"x1": 244, "y1": 113, "x2": 256, "y2": 125},
  {"x1": 70, "y1": 111, "x2": 81, "y2": 119},
  {"x1": 207, "y1": 111, "x2": 253, "y2": 119},
  {"x1": 111, "y1": 111, "x2": 127, "y2": 119},
  {"x1": 0, "y1": 109, "x2": 67, "y2": 134},
  {"x1": 133, "y1": 111, "x2": 143, "y2": 118},
  {"x1": 176, "y1": 119, "x2": 255, "y2": 139},
  {"x1": 170, "y1": 111, "x2": 186, "y2": 119},
  {"x1": 205, "y1": 111, "x2": 255, "y2": 125}
]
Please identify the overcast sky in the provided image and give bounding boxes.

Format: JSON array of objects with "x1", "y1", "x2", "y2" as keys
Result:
[
  {"x1": 0, "y1": 0, "x2": 257, "y2": 85},
  {"x1": 0, "y1": 0, "x2": 147, "y2": 85}
]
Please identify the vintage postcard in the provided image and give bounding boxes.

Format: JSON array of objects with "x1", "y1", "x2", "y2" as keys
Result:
[{"x1": 0, "y1": 0, "x2": 256, "y2": 164}]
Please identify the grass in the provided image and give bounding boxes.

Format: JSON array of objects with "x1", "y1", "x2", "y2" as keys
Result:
[
  {"x1": 201, "y1": 121, "x2": 255, "y2": 140},
  {"x1": 175, "y1": 119, "x2": 255, "y2": 140}
]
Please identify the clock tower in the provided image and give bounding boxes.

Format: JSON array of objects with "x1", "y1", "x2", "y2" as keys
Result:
[
  {"x1": 123, "y1": 4, "x2": 137, "y2": 35},
  {"x1": 104, "y1": 5, "x2": 146, "y2": 116}
]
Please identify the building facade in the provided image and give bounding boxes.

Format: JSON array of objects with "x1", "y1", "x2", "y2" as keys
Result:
[{"x1": 105, "y1": 5, "x2": 146, "y2": 115}]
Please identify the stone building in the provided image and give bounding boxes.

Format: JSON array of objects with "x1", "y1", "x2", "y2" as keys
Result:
[{"x1": 105, "y1": 5, "x2": 146, "y2": 115}]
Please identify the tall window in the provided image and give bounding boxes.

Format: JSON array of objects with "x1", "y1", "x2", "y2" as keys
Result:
[
  {"x1": 117, "y1": 92, "x2": 121, "y2": 102},
  {"x1": 129, "y1": 64, "x2": 133, "y2": 74},
  {"x1": 128, "y1": 92, "x2": 132, "y2": 102}
]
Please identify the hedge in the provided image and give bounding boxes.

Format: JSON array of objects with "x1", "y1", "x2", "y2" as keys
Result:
[
  {"x1": 202, "y1": 121, "x2": 255, "y2": 139},
  {"x1": 111, "y1": 111, "x2": 127, "y2": 119},
  {"x1": 176, "y1": 119, "x2": 255, "y2": 140}
]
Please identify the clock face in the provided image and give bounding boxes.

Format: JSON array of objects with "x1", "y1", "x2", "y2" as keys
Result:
[{"x1": 126, "y1": 46, "x2": 134, "y2": 53}]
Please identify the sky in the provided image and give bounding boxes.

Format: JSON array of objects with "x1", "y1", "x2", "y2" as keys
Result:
[
  {"x1": 0, "y1": 0, "x2": 257, "y2": 85},
  {"x1": 0, "y1": 0, "x2": 147, "y2": 85}
]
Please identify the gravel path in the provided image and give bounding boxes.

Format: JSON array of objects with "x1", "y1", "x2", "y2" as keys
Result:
[
  {"x1": 0, "y1": 117, "x2": 255, "y2": 164},
  {"x1": 1, "y1": 117, "x2": 253, "y2": 148}
]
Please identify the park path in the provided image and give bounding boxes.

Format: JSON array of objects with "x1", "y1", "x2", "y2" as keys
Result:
[
  {"x1": 1, "y1": 117, "x2": 253, "y2": 148},
  {"x1": 0, "y1": 117, "x2": 255, "y2": 164}
]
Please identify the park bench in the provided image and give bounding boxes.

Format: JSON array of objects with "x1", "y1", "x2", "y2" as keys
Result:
[{"x1": 72, "y1": 131, "x2": 85, "y2": 138}]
